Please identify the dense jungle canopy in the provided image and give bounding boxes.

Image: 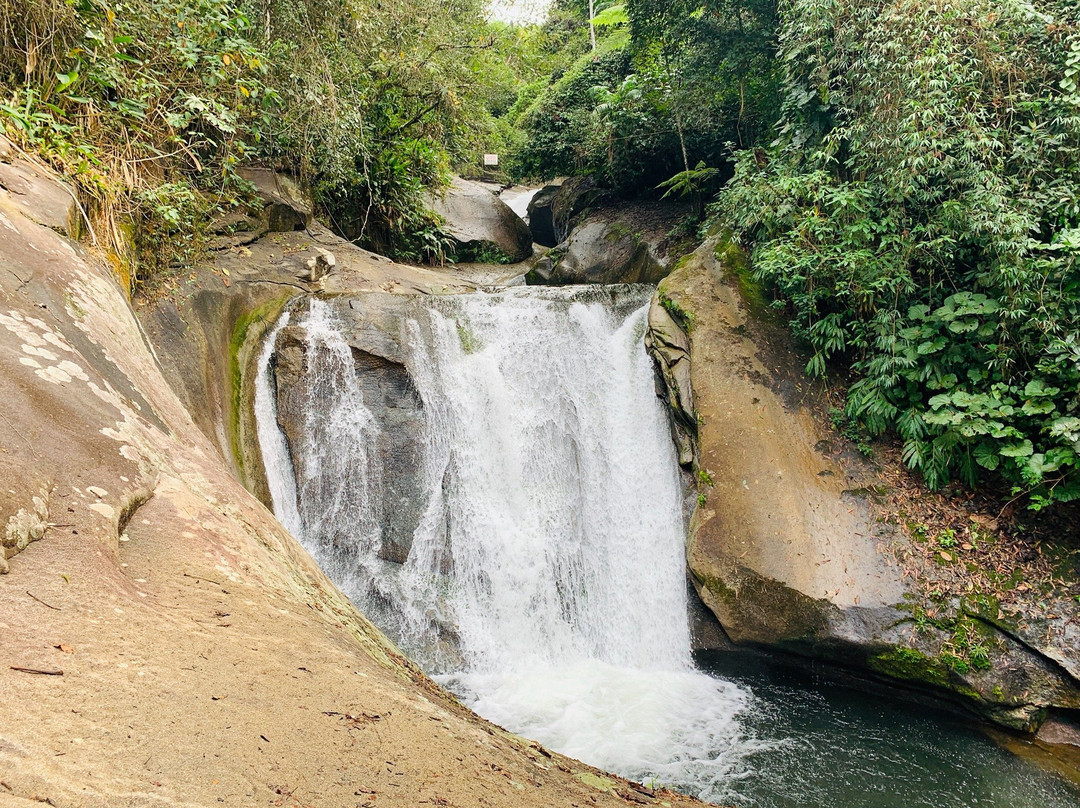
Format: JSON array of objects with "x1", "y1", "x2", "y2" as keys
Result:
[{"x1": 1, "y1": 0, "x2": 1078, "y2": 507}]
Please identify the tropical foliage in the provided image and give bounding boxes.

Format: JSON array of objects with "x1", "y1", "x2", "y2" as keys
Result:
[
  {"x1": 719, "y1": 0, "x2": 1080, "y2": 507},
  {"x1": 0, "y1": 0, "x2": 502, "y2": 273},
  {"x1": 508, "y1": 0, "x2": 779, "y2": 194}
]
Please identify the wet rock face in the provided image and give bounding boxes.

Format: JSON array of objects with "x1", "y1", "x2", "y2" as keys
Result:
[
  {"x1": 526, "y1": 183, "x2": 564, "y2": 248},
  {"x1": 428, "y1": 177, "x2": 533, "y2": 263},
  {"x1": 271, "y1": 297, "x2": 426, "y2": 565},
  {"x1": 644, "y1": 300, "x2": 696, "y2": 467},
  {"x1": 528, "y1": 221, "x2": 666, "y2": 286}
]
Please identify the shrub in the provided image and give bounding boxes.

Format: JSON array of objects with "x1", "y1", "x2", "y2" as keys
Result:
[{"x1": 719, "y1": 0, "x2": 1080, "y2": 508}]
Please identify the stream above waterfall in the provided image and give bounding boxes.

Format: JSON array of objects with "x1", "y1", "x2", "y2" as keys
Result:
[{"x1": 254, "y1": 286, "x2": 1080, "y2": 807}]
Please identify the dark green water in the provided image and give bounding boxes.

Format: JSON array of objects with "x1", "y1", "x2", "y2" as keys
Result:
[{"x1": 699, "y1": 651, "x2": 1080, "y2": 808}]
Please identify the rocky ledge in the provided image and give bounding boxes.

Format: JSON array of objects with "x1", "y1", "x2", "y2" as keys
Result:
[
  {"x1": 0, "y1": 142, "x2": 701, "y2": 808},
  {"x1": 646, "y1": 235, "x2": 1080, "y2": 737}
]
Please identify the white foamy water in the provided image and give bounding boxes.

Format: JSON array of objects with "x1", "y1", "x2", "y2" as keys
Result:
[
  {"x1": 254, "y1": 310, "x2": 302, "y2": 536},
  {"x1": 255, "y1": 287, "x2": 765, "y2": 801}
]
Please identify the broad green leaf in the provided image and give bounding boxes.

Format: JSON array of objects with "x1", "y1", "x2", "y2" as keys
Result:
[
  {"x1": 973, "y1": 443, "x2": 1000, "y2": 471},
  {"x1": 590, "y1": 4, "x2": 629, "y2": 26},
  {"x1": 1023, "y1": 379, "x2": 1059, "y2": 397},
  {"x1": 1000, "y1": 440, "x2": 1034, "y2": 458},
  {"x1": 1022, "y1": 399, "x2": 1056, "y2": 416}
]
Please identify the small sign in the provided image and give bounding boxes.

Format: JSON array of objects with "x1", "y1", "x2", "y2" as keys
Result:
[{"x1": 483, "y1": 153, "x2": 499, "y2": 167}]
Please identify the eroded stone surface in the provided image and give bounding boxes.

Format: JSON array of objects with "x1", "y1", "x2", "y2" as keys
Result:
[
  {"x1": 0, "y1": 135, "x2": 80, "y2": 237},
  {"x1": 271, "y1": 295, "x2": 428, "y2": 565},
  {"x1": 653, "y1": 236, "x2": 1080, "y2": 731},
  {"x1": 529, "y1": 221, "x2": 666, "y2": 286},
  {"x1": 427, "y1": 176, "x2": 533, "y2": 263}
]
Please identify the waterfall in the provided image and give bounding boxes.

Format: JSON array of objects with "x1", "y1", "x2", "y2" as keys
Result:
[
  {"x1": 254, "y1": 310, "x2": 302, "y2": 536},
  {"x1": 255, "y1": 287, "x2": 762, "y2": 801}
]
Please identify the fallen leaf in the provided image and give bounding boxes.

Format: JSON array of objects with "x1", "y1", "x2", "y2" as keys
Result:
[
  {"x1": 939, "y1": 551, "x2": 952, "y2": 562},
  {"x1": 54, "y1": 644, "x2": 74, "y2": 654}
]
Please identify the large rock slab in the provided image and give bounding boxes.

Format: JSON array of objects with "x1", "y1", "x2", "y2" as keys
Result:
[
  {"x1": 0, "y1": 149, "x2": 701, "y2": 808},
  {"x1": 0, "y1": 135, "x2": 81, "y2": 238},
  {"x1": 649, "y1": 236, "x2": 1080, "y2": 732},
  {"x1": 427, "y1": 176, "x2": 532, "y2": 263},
  {"x1": 237, "y1": 166, "x2": 313, "y2": 232},
  {"x1": 528, "y1": 221, "x2": 666, "y2": 286},
  {"x1": 644, "y1": 300, "x2": 696, "y2": 467},
  {"x1": 526, "y1": 182, "x2": 564, "y2": 247}
]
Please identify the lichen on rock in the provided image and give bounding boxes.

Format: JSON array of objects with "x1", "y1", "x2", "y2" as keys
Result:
[{"x1": 2, "y1": 492, "x2": 49, "y2": 573}]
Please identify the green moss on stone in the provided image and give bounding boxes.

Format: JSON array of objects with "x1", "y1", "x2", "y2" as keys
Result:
[
  {"x1": 574, "y1": 772, "x2": 616, "y2": 793},
  {"x1": 714, "y1": 232, "x2": 773, "y2": 321},
  {"x1": 869, "y1": 646, "x2": 953, "y2": 688},
  {"x1": 228, "y1": 294, "x2": 293, "y2": 476},
  {"x1": 456, "y1": 322, "x2": 482, "y2": 354},
  {"x1": 658, "y1": 291, "x2": 695, "y2": 332}
]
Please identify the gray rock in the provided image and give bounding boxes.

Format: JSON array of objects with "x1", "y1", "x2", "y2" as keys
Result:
[
  {"x1": 527, "y1": 255, "x2": 555, "y2": 284},
  {"x1": 304, "y1": 249, "x2": 336, "y2": 283},
  {"x1": 530, "y1": 221, "x2": 666, "y2": 286},
  {"x1": 526, "y1": 182, "x2": 564, "y2": 247},
  {"x1": 273, "y1": 296, "x2": 427, "y2": 566},
  {"x1": 237, "y1": 167, "x2": 313, "y2": 232},
  {"x1": 526, "y1": 176, "x2": 608, "y2": 248},
  {"x1": 644, "y1": 297, "x2": 695, "y2": 467},
  {"x1": 427, "y1": 177, "x2": 532, "y2": 263},
  {"x1": 208, "y1": 210, "x2": 269, "y2": 251},
  {"x1": 0, "y1": 136, "x2": 81, "y2": 237}
]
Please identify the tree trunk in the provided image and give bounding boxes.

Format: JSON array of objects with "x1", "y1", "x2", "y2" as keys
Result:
[
  {"x1": 589, "y1": 0, "x2": 596, "y2": 51},
  {"x1": 674, "y1": 107, "x2": 690, "y2": 175}
]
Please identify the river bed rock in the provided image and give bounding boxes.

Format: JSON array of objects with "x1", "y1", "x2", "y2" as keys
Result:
[
  {"x1": 526, "y1": 176, "x2": 608, "y2": 247},
  {"x1": 427, "y1": 176, "x2": 533, "y2": 263},
  {"x1": 271, "y1": 295, "x2": 428, "y2": 565},
  {"x1": 0, "y1": 147, "x2": 700, "y2": 808},
  {"x1": 648, "y1": 235, "x2": 1080, "y2": 733},
  {"x1": 528, "y1": 220, "x2": 666, "y2": 286}
]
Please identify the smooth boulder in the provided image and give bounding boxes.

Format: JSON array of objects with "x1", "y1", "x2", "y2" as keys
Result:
[
  {"x1": 527, "y1": 176, "x2": 608, "y2": 248},
  {"x1": 648, "y1": 236, "x2": 1080, "y2": 733},
  {"x1": 529, "y1": 221, "x2": 666, "y2": 285},
  {"x1": 428, "y1": 176, "x2": 532, "y2": 263}
]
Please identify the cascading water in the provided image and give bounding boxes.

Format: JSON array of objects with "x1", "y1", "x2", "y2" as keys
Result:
[
  {"x1": 400, "y1": 289, "x2": 762, "y2": 794},
  {"x1": 254, "y1": 288, "x2": 1080, "y2": 808},
  {"x1": 254, "y1": 311, "x2": 302, "y2": 537},
  {"x1": 255, "y1": 288, "x2": 764, "y2": 801}
]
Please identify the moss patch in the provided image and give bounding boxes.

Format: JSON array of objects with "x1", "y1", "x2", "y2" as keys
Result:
[
  {"x1": 714, "y1": 233, "x2": 774, "y2": 321},
  {"x1": 456, "y1": 322, "x2": 482, "y2": 354},
  {"x1": 869, "y1": 646, "x2": 953, "y2": 688},
  {"x1": 658, "y1": 291, "x2": 695, "y2": 332},
  {"x1": 573, "y1": 772, "x2": 616, "y2": 794},
  {"x1": 228, "y1": 293, "x2": 294, "y2": 477}
]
